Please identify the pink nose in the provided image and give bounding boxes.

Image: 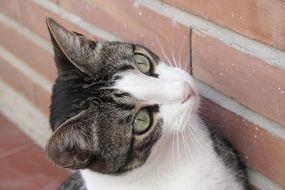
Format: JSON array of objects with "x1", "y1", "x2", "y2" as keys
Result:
[{"x1": 182, "y1": 81, "x2": 195, "y2": 103}]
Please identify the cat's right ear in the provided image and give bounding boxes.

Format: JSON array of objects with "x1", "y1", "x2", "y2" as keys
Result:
[{"x1": 46, "y1": 17, "x2": 98, "y2": 75}]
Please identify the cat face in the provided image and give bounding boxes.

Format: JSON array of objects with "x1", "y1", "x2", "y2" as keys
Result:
[{"x1": 46, "y1": 18, "x2": 199, "y2": 174}]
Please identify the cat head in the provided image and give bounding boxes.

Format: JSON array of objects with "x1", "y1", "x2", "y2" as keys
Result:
[{"x1": 46, "y1": 18, "x2": 199, "y2": 174}]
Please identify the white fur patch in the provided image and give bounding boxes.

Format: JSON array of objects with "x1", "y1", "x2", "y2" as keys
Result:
[{"x1": 113, "y1": 62, "x2": 196, "y2": 105}]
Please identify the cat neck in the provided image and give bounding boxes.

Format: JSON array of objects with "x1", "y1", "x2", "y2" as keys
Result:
[{"x1": 146, "y1": 114, "x2": 213, "y2": 169}]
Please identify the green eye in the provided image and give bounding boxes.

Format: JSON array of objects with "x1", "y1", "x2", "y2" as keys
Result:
[
  {"x1": 133, "y1": 109, "x2": 151, "y2": 134},
  {"x1": 133, "y1": 54, "x2": 151, "y2": 74}
]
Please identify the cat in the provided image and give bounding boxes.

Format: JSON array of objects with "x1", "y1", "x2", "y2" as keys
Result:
[{"x1": 45, "y1": 17, "x2": 248, "y2": 190}]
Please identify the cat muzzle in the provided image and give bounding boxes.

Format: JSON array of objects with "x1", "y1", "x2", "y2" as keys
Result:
[{"x1": 182, "y1": 81, "x2": 196, "y2": 104}]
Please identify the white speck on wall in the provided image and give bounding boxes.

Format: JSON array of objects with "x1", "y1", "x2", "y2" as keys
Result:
[
  {"x1": 231, "y1": 12, "x2": 234, "y2": 18},
  {"x1": 219, "y1": 72, "x2": 223, "y2": 76},
  {"x1": 138, "y1": 11, "x2": 142, "y2": 16},
  {"x1": 254, "y1": 134, "x2": 257, "y2": 138},
  {"x1": 124, "y1": 23, "x2": 127, "y2": 28},
  {"x1": 151, "y1": 42, "x2": 154, "y2": 46}
]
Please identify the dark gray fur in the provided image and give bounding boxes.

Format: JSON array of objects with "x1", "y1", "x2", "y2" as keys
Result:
[
  {"x1": 210, "y1": 130, "x2": 249, "y2": 189},
  {"x1": 45, "y1": 18, "x2": 248, "y2": 189},
  {"x1": 59, "y1": 172, "x2": 86, "y2": 190}
]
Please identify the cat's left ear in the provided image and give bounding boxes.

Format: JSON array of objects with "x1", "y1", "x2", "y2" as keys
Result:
[
  {"x1": 46, "y1": 110, "x2": 94, "y2": 169},
  {"x1": 46, "y1": 17, "x2": 98, "y2": 75}
]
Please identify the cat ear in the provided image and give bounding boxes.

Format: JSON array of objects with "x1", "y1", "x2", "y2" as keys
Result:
[
  {"x1": 46, "y1": 110, "x2": 94, "y2": 169},
  {"x1": 46, "y1": 17, "x2": 98, "y2": 75}
]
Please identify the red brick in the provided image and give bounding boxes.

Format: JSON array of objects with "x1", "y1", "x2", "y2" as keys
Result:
[
  {"x1": 0, "y1": 56, "x2": 36, "y2": 105},
  {"x1": 0, "y1": 115, "x2": 32, "y2": 156},
  {"x1": 0, "y1": 0, "x2": 97, "y2": 44},
  {"x1": 192, "y1": 32, "x2": 285, "y2": 126},
  {"x1": 200, "y1": 98, "x2": 285, "y2": 188},
  {"x1": 0, "y1": 142, "x2": 69, "y2": 190},
  {"x1": 17, "y1": 0, "x2": 100, "y2": 42},
  {"x1": 0, "y1": 19, "x2": 56, "y2": 82},
  {"x1": 57, "y1": 0, "x2": 191, "y2": 70},
  {"x1": 165, "y1": 0, "x2": 285, "y2": 51},
  {"x1": 0, "y1": 0, "x2": 22, "y2": 23},
  {"x1": 0, "y1": 54, "x2": 51, "y2": 116},
  {"x1": 0, "y1": 114, "x2": 70, "y2": 190}
]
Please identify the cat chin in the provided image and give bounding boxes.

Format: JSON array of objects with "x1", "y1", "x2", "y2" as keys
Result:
[{"x1": 158, "y1": 95, "x2": 200, "y2": 133}]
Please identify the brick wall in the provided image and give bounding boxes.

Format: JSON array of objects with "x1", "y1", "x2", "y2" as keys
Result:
[{"x1": 0, "y1": 0, "x2": 284, "y2": 189}]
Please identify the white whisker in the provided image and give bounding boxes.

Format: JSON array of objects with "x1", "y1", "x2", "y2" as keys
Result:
[{"x1": 155, "y1": 37, "x2": 173, "y2": 66}]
